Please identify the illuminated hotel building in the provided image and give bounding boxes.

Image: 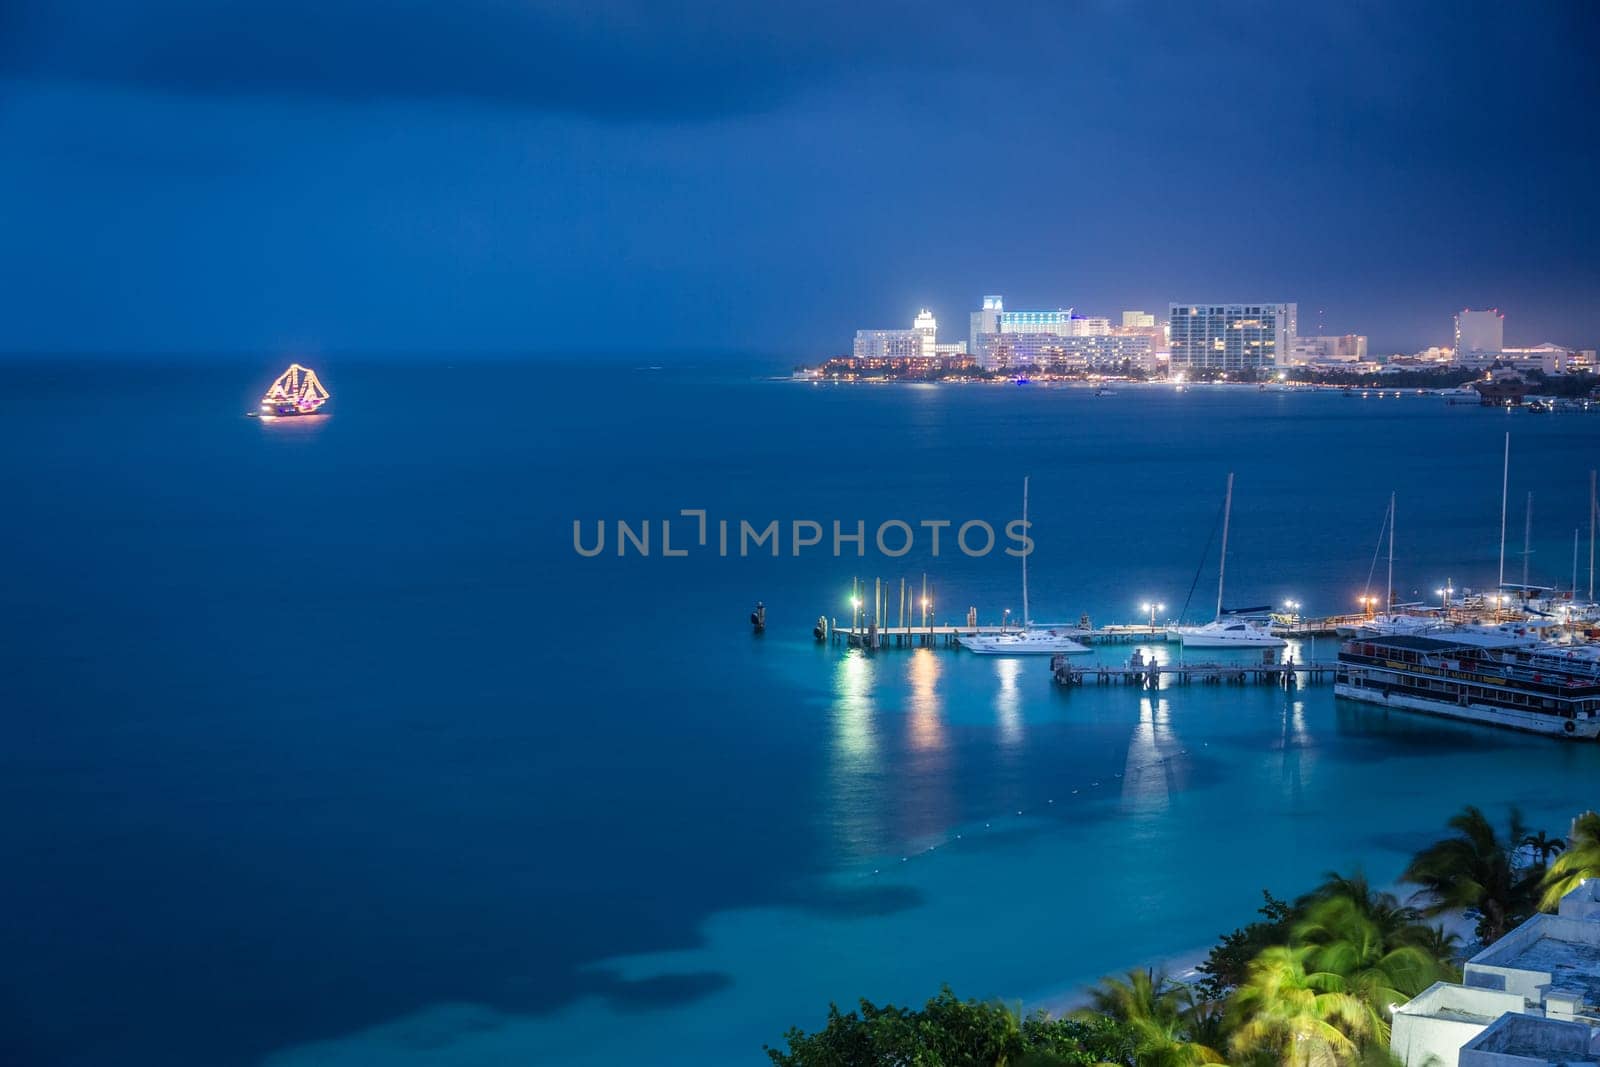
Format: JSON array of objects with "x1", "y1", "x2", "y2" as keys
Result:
[
  {"x1": 969, "y1": 295, "x2": 1004, "y2": 354},
  {"x1": 856, "y1": 308, "x2": 964, "y2": 360},
  {"x1": 977, "y1": 332, "x2": 1154, "y2": 372},
  {"x1": 853, "y1": 329, "x2": 923, "y2": 360},
  {"x1": 1168, "y1": 303, "x2": 1298, "y2": 373}
]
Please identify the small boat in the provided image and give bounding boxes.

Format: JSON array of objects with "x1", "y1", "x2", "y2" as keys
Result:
[
  {"x1": 253, "y1": 363, "x2": 330, "y2": 417},
  {"x1": 1172, "y1": 473, "x2": 1287, "y2": 649},
  {"x1": 959, "y1": 476, "x2": 1092, "y2": 656}
]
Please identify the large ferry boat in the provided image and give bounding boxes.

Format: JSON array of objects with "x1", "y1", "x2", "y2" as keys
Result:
[{"x1": 1334, "y1": 633, "x2": 1600, "y2": 740}]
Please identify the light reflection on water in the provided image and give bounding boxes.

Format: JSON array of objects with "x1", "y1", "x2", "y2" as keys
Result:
[
  {"x1": 828, "y1": 650, "x2": 882, "y2": 859},
  {"x1": 1120, "y1": 695, "x2": 1183, "y2": 815},
  {"x1": 994, "y1": 657, "x2": 1023, "y2": 746},
  {"x1": 832, "y1": 650, "x2": 877, "y2": 763},
  {"x1": 906, "y1": 648, "x2": 943, "y2": 753}
]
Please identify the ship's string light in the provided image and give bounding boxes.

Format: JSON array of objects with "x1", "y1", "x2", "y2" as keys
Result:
[{"x1": 263, "y1": 363, "x2": 330, "y2": 413}]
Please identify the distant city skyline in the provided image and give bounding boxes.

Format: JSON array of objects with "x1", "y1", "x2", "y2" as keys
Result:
[
  {"x1": 856, "y1": 294, "x2": 1583, "y2": 363},
  {"x1": 2, "y1": 2, "x2": 1597, "y2": 357}
]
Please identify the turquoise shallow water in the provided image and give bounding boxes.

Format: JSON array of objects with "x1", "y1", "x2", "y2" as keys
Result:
[{"x1": 3, "y1": 359, "x2": 1598, "y2": 1066}]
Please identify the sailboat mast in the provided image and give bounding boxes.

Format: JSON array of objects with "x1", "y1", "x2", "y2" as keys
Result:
[
  {"x1": 1523, "y1": 492, "x2": 1533, "y2": 589},
  {"x1": 1216, "y1": 472, "x2": 1234, "y2": 620},
  {"x1": 1386, "y1": 491, "x2": 1395, "y2": 615},
  {"x1": 1590, "y1": 470, "x2": 1596, "y2": 603},
  {"x1": 1021, "y1": 476, "x2": 1030, "y2": 627},
  {"x1": 1497, "y1": 432, "x2": 1509, "y2": 592}
]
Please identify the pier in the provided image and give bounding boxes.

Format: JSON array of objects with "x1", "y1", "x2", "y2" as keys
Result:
[{"x1": 825, "y1": 623, "x2": 1016, "y2": 649}]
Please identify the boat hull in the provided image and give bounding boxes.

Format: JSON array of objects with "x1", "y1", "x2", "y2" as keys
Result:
[
  {"x1": 1333, "y1": 682, "x2": 1600, "y2": 740},
  {"x1": 959, "y1": 634, "x2": 1091, "y2": 655}
]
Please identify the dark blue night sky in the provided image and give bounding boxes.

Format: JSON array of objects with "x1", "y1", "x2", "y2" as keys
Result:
[{"x1": 3, "y1": 0, "x2": 1597, "y2": 356}]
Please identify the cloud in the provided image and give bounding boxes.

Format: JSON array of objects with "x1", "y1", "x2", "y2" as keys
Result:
[{"x1": 0, "y1": 0, "x2": 934, "y2": 120}]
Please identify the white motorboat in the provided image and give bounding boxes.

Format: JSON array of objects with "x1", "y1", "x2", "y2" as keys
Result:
[
  {"x1": 959, "y1": 476, "x2": 1093, "y2": 657},
  {"x1": 960, "y1": 628, "x2": 1091, "y2": 655},
  {"x1": 1171, "y1": 472, "x2": 1287, "y2": 649},
  {"x1": 1173, "y1": 617, "x2": 1285, "y2": 649}
]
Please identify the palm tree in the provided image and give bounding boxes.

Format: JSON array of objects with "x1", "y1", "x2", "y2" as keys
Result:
[
  {"x1": 1081, "y1": 969, "x2": 1223, "y2": 1067},
  {"x1": 1227, "y1": 946, "x2": 1371, "y2": 1067},
  {"x1": 1520, "y1": 829, "x2": 1565, "y2": 872},
  {"x1": 1294, "y1": 889, "x2": 1449, "y2": 1043},
  {"x1": 1541, "y1": 810, "x2": 1600, "y2": 911},
  {"x1": 1412, "y1": 925, "x2": 1463, "y2": 975},
  {"x1": 1400, "y1": 806, "x2": 1538, "y2": 944}
]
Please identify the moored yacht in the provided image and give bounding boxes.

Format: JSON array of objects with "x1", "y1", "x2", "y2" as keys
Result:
[
  {"x1": 1171, "y1": 473, "x2": 1288, "y2": 649},
  {"x1": 958, "y1": 476, "x2": 1093, "y2": 657},
  {"x1": 960, "y1": 627, "x2": 1091, "y2": 655},
  {"x1": 1173, "y1": 616, "x2": 1286, "y2": 649}
]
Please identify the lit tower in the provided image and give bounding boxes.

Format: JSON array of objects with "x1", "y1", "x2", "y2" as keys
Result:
[{"x1": 913, "y1": 308, "x2": 938, "y2": 357}]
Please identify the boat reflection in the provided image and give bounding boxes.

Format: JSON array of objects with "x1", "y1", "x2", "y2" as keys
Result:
[
  {"x1": 1276, "y1": 697, "x2": 1313, "y2": 805},
  {"x1": 827, "y1": 650, "x2": 883, "y2": 861},
  {"x1": 994, "y1": 658, "x2": 1023, "y2": 746},
  {"x1": 833, "y1": 650, "x2": 878, "y2": 763}
]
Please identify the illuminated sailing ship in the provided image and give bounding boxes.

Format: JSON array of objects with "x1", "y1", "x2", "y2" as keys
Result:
[{"x1": 256, "y1": 364, "x2": 330, "y2": 416}]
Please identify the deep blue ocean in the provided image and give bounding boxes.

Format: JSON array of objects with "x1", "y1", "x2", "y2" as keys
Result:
[{"x1": 4, "y1": 357, "x2": 1599, "y2": 1066}]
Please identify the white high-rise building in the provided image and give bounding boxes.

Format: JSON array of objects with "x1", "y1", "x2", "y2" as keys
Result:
[
  {"x1": 1168, "y1": 303, "x2": 1298, "y2": 373},
  {"x1": 1122, "y1": 310, "x2": 1156, "y2": 328},
  {"x1": 969, "y1": 295, "x2": 1004, "y2": 355},
  {"x1": 913, "y1": 309, "x2": 938, "y2": 356},
  {"x1": 1455, "y1": 309, "x2": 1505, "y2": 364}
]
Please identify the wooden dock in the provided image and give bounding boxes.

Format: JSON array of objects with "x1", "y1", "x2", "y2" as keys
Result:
[{"x1": 825, "y1": 623, "x2": 1031, "y2": 649}]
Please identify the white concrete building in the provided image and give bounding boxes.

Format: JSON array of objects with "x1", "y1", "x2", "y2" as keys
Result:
[
  {"x1": 913, "y1": 309, "x2": 938, "y2": 355},
  {"x1": 857, "y1": 308, "x2": 960, "y2": 359},
  {"x1": 1168, "y1": 303, "x2": 1298, "y2": 373},
  {"x1": 1456, "y1": 309, "x2": 1506, "y2": 364},
  {"x1": 1122, "y1": 310, "x2": 1156, "y2": 328},
  {"x1": 975, "y1": 331, "x2": 1154, "y2": 372},
  {"x1": 969, "y1": 295, "x2": 1004, "y2": 355},
  {"x1": 1391, "y1": 879, "x2": 1600, "y2": 1067},
  {"x1": 1501, "y1": 344, "x2": 1571, "y2": 375},
  {"x1": 853, "y1": 329, "x2": 922, "y2": 360}
]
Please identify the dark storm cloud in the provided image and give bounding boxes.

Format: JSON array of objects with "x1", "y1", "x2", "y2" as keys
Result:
[{"x1": 0, "y1": 0, "x2": 976, "y2": 119}]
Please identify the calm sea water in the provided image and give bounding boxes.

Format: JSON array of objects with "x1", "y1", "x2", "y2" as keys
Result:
[{"x1": 4, "y1": 357, "x2": 1599, "y2": 1067}]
